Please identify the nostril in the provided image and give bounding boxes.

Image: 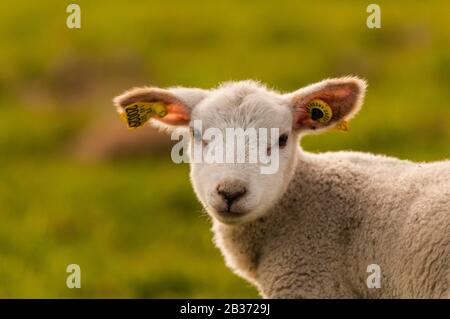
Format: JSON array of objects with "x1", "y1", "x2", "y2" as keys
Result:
[
  {"x1": 216, "y1": 185, "x2": 247, "y2": 208},
  {"x1": 218, "y1": 189, "x2": 247, "y2": 201}
]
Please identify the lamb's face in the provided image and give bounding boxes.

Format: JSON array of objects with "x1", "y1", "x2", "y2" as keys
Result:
[
  {"x1": 114, "y1": 77, "x2": 366, "y2": 225},
  {"x1": 188, "y1": 89, "x2": 299, "y2": 224}
]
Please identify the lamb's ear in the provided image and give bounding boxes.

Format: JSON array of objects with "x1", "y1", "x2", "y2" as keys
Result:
[
  {"x1": 113, "y1": 87, "x2": 207, "y2": 128},
  {"x1": 287, "y1": 77, "x2": 367, "y2": 132}
]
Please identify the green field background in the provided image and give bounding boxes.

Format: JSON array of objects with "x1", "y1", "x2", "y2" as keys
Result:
[{"x1": 0, "y1": 0, "x2": 449, "y2": 297}]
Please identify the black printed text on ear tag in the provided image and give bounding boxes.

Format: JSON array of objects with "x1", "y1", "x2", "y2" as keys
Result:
[
  {"x1": 120, "y1": 102, "x2": 167, "y2": 129},
  {"x1": 305, "y1": 99, "x2": 333, "y2": 123}
]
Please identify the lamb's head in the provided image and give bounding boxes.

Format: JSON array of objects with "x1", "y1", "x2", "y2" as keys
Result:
[{"x1": 114, "y1": 77, "x2": 366, "y2": 224}]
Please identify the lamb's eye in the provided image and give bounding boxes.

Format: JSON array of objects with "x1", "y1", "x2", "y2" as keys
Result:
[
  {"x1": 192, "y1": 129, "x2": 202, "y2": 143},
  {"x1": 278, "y1": 134, "x2": 288, "y2": 148}
]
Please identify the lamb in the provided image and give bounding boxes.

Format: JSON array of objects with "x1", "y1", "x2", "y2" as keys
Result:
[{"x1": 113, "y1": 77, "x2": 450, "y2": 298}]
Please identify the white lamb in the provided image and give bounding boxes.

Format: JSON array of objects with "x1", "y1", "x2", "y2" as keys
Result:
[{"x1": 114, "y1": 77, "x2": 450, "y2": 298}]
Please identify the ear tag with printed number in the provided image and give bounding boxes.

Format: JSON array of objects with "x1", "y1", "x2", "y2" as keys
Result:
[
  {"x1": 121, "y1": 102, "x2": 167, "y2": 129},
  {"x1": 305, "y1": 99, "x2": 350, "y2": 132},
  {"x1": 305, "y1": 99, "x2": 333, "y2": 123},
  {"x1": 334, "y1": 120, "x2": 350, "y2": 132}
]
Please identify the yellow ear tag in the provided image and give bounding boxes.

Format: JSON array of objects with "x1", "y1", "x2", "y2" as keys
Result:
[
  {"x1": 121, "y1": 102, "x2": 167, "y2": 129},
  {"x1": 305, "y1": 99, "x2": 333, "y2": 123},
  {"x1": 334, "y1": 120, "x2": 350, "y2": 132}
]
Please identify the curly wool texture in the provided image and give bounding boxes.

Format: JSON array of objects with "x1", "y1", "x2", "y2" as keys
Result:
[{"x1": 213, "y1": 150, "x2": 450, "y2": 298}]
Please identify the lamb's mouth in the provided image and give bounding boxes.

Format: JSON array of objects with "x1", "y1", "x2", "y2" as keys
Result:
[
  {"x1": 214, "y1": 208, "x2": 249, "y2": 221},
  {"x1": 218, "y1": 209, "x2": 244, "y2": 216}
]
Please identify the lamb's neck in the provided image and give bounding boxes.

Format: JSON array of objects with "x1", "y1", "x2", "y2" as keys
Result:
[{"x1": 212, "y1": 150, "x2": 363, "y2": 286}]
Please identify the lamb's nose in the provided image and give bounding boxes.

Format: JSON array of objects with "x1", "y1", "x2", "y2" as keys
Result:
[{"x1": 217, "y1": 182, "x2": 247, "y2": 209}]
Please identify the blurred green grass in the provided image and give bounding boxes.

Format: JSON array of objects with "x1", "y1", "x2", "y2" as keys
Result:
[{"x1": 0, "y1": 0, "x2": 449, "y2": 297}]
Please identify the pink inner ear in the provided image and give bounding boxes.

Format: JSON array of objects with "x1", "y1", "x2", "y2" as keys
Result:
[
  {"x1": 309, "y1": 85, "x2": 355, "y2": 106},
  {"x1": 159, "y1": 103, "x2": 191, "y2": 125},
  {"x1": 293, "y1": 82, "x2": 360, "y2": 130},
  {"x1": 327, "y1": 86, "x2": 353, "y2": 99},
  {"x1": 295, "y1": 106, "x2": 316, "y2": 127}
]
